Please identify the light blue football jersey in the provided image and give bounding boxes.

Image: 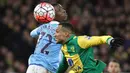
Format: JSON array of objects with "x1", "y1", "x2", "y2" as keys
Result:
[{"x1": 28, "y1": 21, "x2": 62, "y2": 73}]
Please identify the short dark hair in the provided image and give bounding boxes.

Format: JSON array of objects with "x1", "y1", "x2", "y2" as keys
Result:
[
  {"x1": 40, "y1": 0, "x2": 59, "y2": 6},
  {"x1": 60, "y1": 22, "x2": 74, "y2": 33},
  {"x1": 51, "y1": 3, "x2": 59, "y2": 6},
  {"x1": 110, "y1": 59, "x2": 120, "y2": 64},
  {"x1": 40, "y1": 0, "x2": 50, "y2": 3}
]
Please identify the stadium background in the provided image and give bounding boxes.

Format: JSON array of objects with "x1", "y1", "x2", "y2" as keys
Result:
[{"x1": 0, "y1": 0, "x2": 130, "y2": 73}]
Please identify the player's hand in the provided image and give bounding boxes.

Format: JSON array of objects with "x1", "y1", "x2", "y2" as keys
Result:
[{"x1": 110, "y1": 38, "x2": 124, "y2": 48}]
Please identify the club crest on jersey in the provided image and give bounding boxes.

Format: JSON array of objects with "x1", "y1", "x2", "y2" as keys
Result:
[{"x1": 70, "y1": 46, "x2": 75, "y2": 52}]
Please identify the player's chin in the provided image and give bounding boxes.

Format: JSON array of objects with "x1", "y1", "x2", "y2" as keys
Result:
[
  {"x1": 56, "y1": 41, "x2": 61, "y2": 44},
  {"x1": 108, "y1": 69, "x2": 113, "y2": 73},
  {"x1": 56, "y1": 40, "x2": 62, "y2": 44},
  {"x1": 55, "y1": 39, "x2": 59, "y2": 43},
  {"x1": 61, "y1": 14, "x2": 67, "y2": 20},
  {"x1": 63, "y1": 15, "x2": 68, "y2": 20}
]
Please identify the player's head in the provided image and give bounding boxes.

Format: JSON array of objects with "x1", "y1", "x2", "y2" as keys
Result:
[
  {"x1": 107, "y1": 60, "x2": 121, "y2": 73},
  {"x1": 52, "y1": 3, "x2": 67, "y2": 21},
  {"x1": 54, "y1": 22, "x2": 74, "y2": 44},
  {"x1": 40, "y1": 0, "x2": 67, "y2": 21}
]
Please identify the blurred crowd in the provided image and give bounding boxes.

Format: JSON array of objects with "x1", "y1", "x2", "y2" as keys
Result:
[{"x1": 0, "y1": 0, "x2": 130, "y2": 73}]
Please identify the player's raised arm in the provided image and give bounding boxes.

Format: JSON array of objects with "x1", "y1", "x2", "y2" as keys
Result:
[{"x1": 77, "y1": 36, "x2": 123, "y2": 49}]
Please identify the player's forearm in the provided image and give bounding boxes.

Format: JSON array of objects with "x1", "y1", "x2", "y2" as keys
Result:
[
  {"x1": 84, "y1": 36, "x2": 123, "y2": 48},
  {"x1": 88, "y1": 36, "x2": 112, "y2": 45},
  {"x1": 99, "y1": 36, "x2": 113, "y2": 44},
  {"x1": 78, "y1": 35, "x2": 113, "y2": 48},
  {"x1": 87, "y1": 36, "x2": 113, "y2": 46}
]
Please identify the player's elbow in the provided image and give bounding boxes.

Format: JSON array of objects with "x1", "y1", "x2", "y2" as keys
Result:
[{"x1": 30, "y1": 31, "x2": 36, "y2": 38}]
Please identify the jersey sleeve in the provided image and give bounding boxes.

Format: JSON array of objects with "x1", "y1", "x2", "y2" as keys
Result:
[
  {"x1": 30, "y1": 26, "x2": 41, "y2": 38},
  {"x1": 77, "y1": 35, "x2": 113, "y2": 49},
  {"x1": 56, "y1": 55, "x2": 68, "y2": 73}
]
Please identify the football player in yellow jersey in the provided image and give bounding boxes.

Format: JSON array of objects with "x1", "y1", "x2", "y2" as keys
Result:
[{"x1": 54, "y1": 22, "x2": 123, "y2": 73}]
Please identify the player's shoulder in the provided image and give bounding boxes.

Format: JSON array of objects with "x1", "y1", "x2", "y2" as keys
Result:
[
  {"x1": 39, "y1": 21, "x2": 59, "y2": 27},
  {"x1": 40, "y1": 21, "x2": 59, "y2": 26},
  {"x1": 49, "y1": 21, "x2": 60, "y2": 25},
  {"x1": 77, "y1": 35, "x2": 88, "y2": 48},
  {"x1": 49, "y1": 21, "x2": 60, "y2": 28},
  {"x1": 77, "y1": 35, "x2": 91, "y2": 41},
  {"x1": 37, "y1": 21, "x2": 59, "y2": 31},
  {"x1": 78, "y1": 35, "x2": 88, "y2": 39}
]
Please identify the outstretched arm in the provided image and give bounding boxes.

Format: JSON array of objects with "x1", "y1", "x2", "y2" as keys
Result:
[{"x1": 77, "y1": 35, "x2": 123, "y2": 49}]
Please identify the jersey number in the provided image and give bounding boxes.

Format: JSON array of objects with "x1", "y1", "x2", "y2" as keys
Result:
[{"x1": 38, "y1": 32, "x2": 52, "y2": 53}]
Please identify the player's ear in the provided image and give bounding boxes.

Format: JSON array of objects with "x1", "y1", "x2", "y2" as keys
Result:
[{"x1": 64, "y1": 32, "x2": 70, "y2": 38}]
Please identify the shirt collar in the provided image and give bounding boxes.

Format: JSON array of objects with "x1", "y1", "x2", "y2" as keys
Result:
[{"x1": 65, "y1": 34, "x2": 75, "y2": 44}]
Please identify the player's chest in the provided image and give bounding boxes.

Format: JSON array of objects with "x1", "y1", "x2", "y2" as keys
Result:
[
  {"x1": 61, "y1": 42, "x2": 80, "y2": 56},
  {"x1": 61, "y1": 44, "x2": 84, "y2": 72}
]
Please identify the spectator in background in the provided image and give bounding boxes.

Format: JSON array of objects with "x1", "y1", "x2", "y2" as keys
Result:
[{"x1": 107, "y1": 60, "x2": 121, "y2": 73}]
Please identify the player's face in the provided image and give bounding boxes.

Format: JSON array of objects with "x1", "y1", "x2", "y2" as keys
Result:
[
  {"x1": 54, "y1": 4, "x2": 67, "y2": 21},
  {"x1": 107, "y1": 62, "x2": 120, "y2": 73},
  {"x1": 54, "y1": 25, "x2": 67, "y2": 44}
]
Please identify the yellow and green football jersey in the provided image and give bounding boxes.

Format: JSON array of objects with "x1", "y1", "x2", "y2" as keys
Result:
[{"x1": 57, "y1": 34, "x2": 112, "y2": 73}]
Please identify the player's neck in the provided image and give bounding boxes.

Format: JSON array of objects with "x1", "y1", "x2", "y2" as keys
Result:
[
  {"x1": 62, "y1": 37, "x2": 69, "y2": 44},
  {"x1": 63, "y1": 34, "x2": 73, "y2": 44}
]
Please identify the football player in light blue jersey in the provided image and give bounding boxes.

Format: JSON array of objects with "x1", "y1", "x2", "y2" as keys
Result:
[{"x1": 26, "y1": 3, "x2": 67, "y2": 73}]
